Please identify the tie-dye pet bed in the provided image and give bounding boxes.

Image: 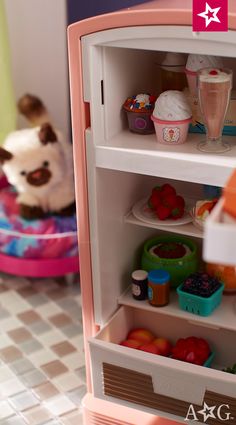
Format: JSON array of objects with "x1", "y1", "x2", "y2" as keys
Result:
[{"x1": 0, "y1": 187, "x2": 78, "y2": 259}]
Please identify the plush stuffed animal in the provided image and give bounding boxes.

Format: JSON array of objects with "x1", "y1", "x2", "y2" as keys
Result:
[{"x1": 0, "y1": 95, "x2": 75, "y2": 220}]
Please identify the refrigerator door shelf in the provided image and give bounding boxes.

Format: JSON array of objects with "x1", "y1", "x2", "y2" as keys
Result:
[
  {"x1": 89, "y1": 306, "x2": 236, "y2": 422},
  {"x1": 204, "y1": 198, "x2": 236, "y2": 266}
]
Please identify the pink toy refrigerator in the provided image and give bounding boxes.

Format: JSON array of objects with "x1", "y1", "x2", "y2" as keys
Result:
[{"x1": 68, "y1": 1, "x2": 236, "y2": 423}]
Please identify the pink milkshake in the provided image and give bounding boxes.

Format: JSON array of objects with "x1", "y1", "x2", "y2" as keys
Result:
[{"x1": 198, "y1": 68, "x2": 232, "y2": 153}]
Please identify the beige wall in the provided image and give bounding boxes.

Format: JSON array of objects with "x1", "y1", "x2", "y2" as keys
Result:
[{"x1": 4, "y1": 0, "x2": 70, "y2": 139}]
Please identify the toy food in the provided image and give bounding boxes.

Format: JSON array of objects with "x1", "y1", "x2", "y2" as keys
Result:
[
  {"x1": 153, "y1": 243, "x2": 186, "y2": 259},
  {"x1": 120, "y1": 331, "x2": 212, "y2": 366},
  {"x1": 177, "y1": 272, "x2": 224, "y2": 316},
  {"x1": 148, "y1": 184, "x2": 185, "y2": 221},
  {"x1": 191, "y1": 198, "x2": 218, "y2": 230},
  {"x1": 131, "y1": 270, "x2": 148, "y2": 300},
  {"x1": 149, "y1": 242, "x2": 192, "y2": 261},
  {"x1": 151, "y1": 91, "x2": 192, "y2": 145},
  {"x1": 172, "y1": 337, "x2": 211, "y2": 366},
  {"x1": 127, "y1": 328, "x2": 155, "y2": 344},
  {"x1": 120, "y1": 339, "x2": 142, "y2": 349},
  {"x1": 0, "y1": 95, "x2": 75, "y2": 220},
  {"x1": 206, "y1": 263, "x2": 236, "y2": 294},
  {"x1": 181, "y1": 272, "x2": 221, "y2": 298},
  {"x1": 142, "y1": 235, "x2": 198, "y2": 288},
  {"x1": 153, "y1": 338, "x2": 172, "y2": 356},
  {"x1": 120, "y1": 329, "x2": 172, "y2": 357},
  {"x1": 196, "y1": 199, "x2": 218, "y2": 221},
  {"x1": 185, "y1": 54, "x2": 223, "y2": 96},
  {"x1": 148, "y1": 269, "x2": 170, "y2": 307},
  {"x1": 160, "y1": 52, "x2": 187, "y2": 92},
  {"x1": 123, "y1": 93, "x2": 157, "y2": 134},
  {"x1": 139, "y1": 343, "x2": 161, "y2": 354}
]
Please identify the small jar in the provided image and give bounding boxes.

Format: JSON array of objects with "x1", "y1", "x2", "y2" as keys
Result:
[
  {"x1": 160, "y1": 53, "x2": 187, "y2": 92},
  {"x1": 131, "y1": 270, "x2": 148, "y2": 300},
  {"x1": 148, "y1": 270, "x2": 170, "y2": 307}
]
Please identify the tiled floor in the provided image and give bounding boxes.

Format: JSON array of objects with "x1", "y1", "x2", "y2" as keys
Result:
[{"x1": 0, "y1": 274, "x2": 86, "y2": 424}]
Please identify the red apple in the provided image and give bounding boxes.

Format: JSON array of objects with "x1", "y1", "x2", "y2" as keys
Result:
[
  {"x1": 120, "y1": 339, "x2": 142, "y2": 349},
  {"x1": 139, "y1": 343, "x2": 160, "y2": 354},
  {"x1": 153, "y1": 338, "x2": 172, "y2": 356},
  {"x1": 127, "y1": 328, "x2": 155, "y2": 344}
]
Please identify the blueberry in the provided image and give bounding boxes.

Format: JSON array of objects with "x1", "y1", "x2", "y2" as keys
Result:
[{"x1": 182, "y1": 272, "x2": 221, "y2": 297}]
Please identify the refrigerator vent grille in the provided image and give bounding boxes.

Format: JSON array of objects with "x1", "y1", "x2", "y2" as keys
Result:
[
  {"x1": 88, "y1": 411, "x2": 130, "y2": 425},
  {"x1": 102, "y1": 362, "x2": 236, "y2": 424}
]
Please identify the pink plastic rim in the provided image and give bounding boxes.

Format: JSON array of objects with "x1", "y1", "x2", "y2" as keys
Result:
[
  {"x1": 151, "y1": 115, "x2": 192, "y2": 125},
  {"x1": 185, "y1": 68, "x2": 197, "y2": 76},
  {"x1": 0, "y1": 253, "x2": 79, "y2": 277}
]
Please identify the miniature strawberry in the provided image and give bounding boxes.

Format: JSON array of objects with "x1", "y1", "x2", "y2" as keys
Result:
[
  {"x1": 148, "y1": 194, "x2": 159, "y2": 209},
  {"x1": 175, "y1": 195, "x2": 185, "y2": 209},
  {"x1": 161, "y1": 184, "x2": 176, "y2": 197},
  {"x1": 148, "y1": 189, "x2": 161, "y2": 210},
  {"x1": 152, "y1": 186, "x2": 161, "y2": 194},
  {"x1": 162, "y1": 194, "x2": 178, "y2": 209},
  {"x1": 156, "y1": 205, "x2": 171, "y2": 220},
  {"x1": 171, "y1": 206, "x2": 184, "y2": 220}
]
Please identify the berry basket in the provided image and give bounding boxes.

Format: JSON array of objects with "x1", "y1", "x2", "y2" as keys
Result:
[{"x1": 177, "y1": 283, "x2": 224, "y2": 317}]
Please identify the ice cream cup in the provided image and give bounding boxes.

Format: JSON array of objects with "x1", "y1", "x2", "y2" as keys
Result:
[
  {"x1": 185, "y1": 68, "x2": 197, "y2": 97},
  {"x1": 151, "y1": 115, "x2": 192, "y2": 145},
  {"x1": 124, "y1": 109, "x2": 155, "y2": 134}
]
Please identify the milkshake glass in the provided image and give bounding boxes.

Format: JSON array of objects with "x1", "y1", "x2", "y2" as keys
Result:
[{"x1": 197, "y1": 68, "x2": 232, "y2": 153}]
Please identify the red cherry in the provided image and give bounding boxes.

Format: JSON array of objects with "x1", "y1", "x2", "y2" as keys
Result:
[
  {"x1": 209, "y1": 70, "x2": 218, "y2": 75},
  {"x1": 149, "y1": 95, "x2": 157, "y2": 104}
]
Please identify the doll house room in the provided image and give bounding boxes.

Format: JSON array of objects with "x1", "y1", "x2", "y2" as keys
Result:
[{"x1": 1, "y1": 1, "x2": 236, "y2": 425}]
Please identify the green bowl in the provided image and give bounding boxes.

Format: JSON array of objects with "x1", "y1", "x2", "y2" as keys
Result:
[{"x1": 141, "y1": 235, "x2": 198, "y2": 288}]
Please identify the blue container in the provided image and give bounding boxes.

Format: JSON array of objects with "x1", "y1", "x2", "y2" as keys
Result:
[
  {"x1": 148, "y1": 269, "x2": 170, "y2": 284},
  {"x1": 204, "y1": 352, "x2": 215, "y2": 368},
  {"x1": 177, "y1": 283, "x2": 224, "y2": 317},
  {"x1": 148, "y1": 270, "x2": 170, "y2": 307}
]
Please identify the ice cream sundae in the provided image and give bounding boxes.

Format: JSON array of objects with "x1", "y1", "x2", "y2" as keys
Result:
[
  {"x1": 151, "y1": 91, "x2": 192, "y2": 145},
  {"x1": 185, "y1": 54, "x2": 223, "y2": 96},
  {"x1": 123, "y1": 93, "x2": 157, "y2": 134}
]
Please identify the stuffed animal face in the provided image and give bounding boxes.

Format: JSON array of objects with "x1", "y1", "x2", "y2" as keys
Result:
[{"x1": 0, "y1": 124, "x2": 65, "y2": 196}]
